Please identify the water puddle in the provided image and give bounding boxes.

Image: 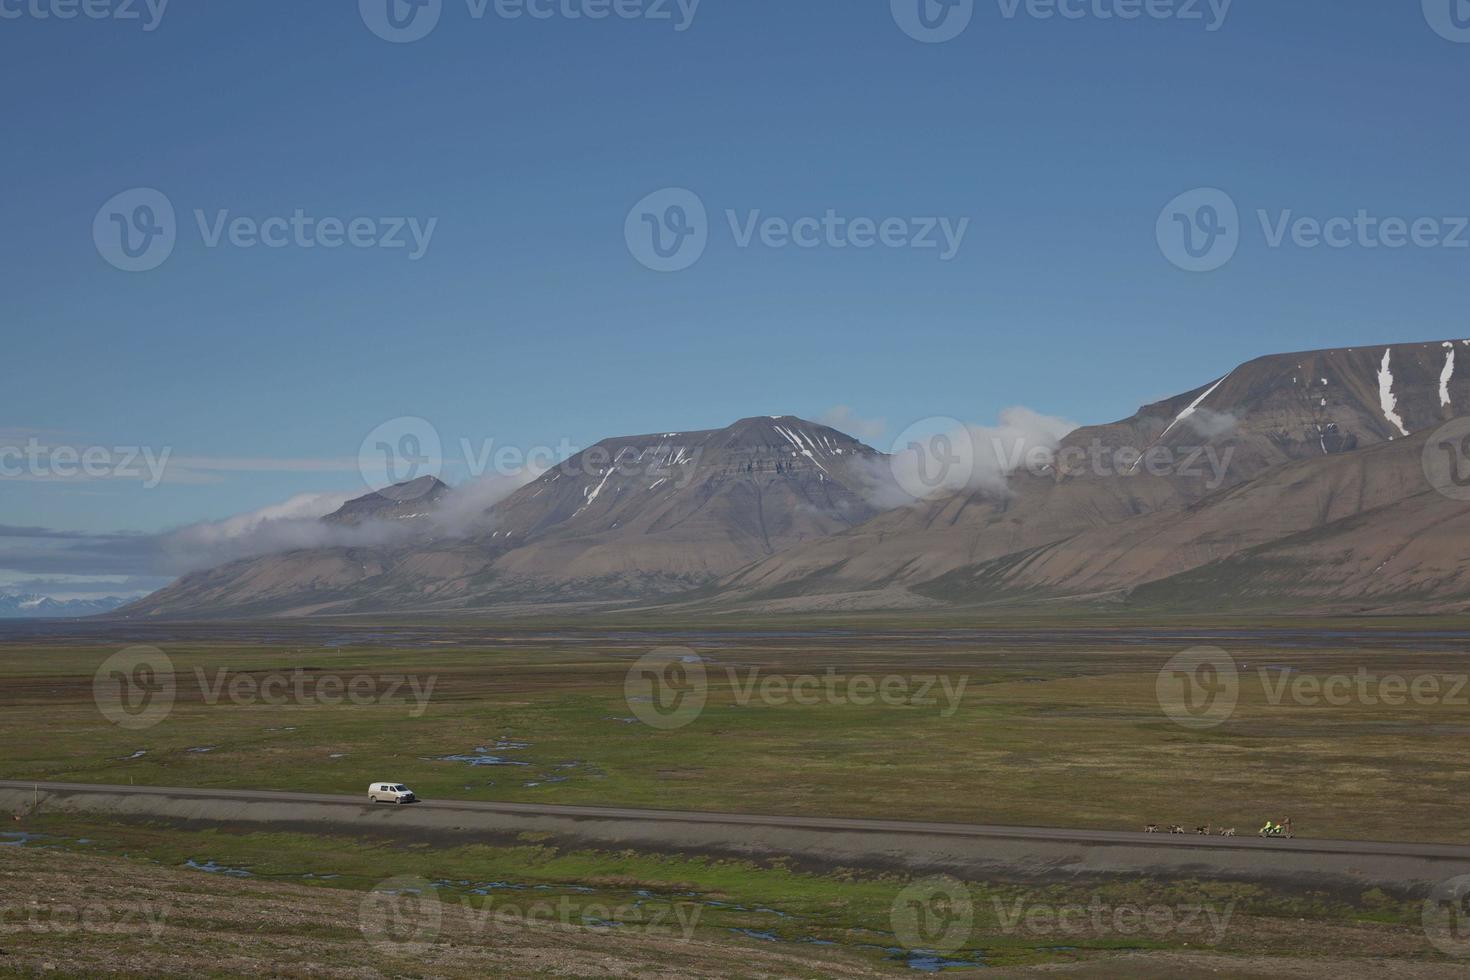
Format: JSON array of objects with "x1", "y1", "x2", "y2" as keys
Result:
[
  {"x1": 183, "y1": 859, "x2": 253, "y2": 877},
  {"x1": 523, "y1": 776, "x2": 568, "y2": 788},
  {"x1": 435, "y1": 747, "x2": 531, "y2": 767},
  {"x1": 897, "y1": 950, "x2": 985, "y2": 972}
]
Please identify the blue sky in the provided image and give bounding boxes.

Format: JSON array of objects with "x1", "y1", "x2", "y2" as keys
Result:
[{"x1": 4, "y1": 1, "x2": 1470, "y2": 593}]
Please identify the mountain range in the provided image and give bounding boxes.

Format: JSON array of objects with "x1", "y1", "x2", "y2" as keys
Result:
[
  {"x1": 121, "y1": 340, "x2": 1470, "y2": 619},
  {"x1": 0, "y1": 593, "x2": 132, "y2": 619}
]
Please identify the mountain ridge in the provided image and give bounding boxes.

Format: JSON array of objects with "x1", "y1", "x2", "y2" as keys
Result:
[{"x1": 117, "y1": 339, "x2": 1470, "y2": 619}]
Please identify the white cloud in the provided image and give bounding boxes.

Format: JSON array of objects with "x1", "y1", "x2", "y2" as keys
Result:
[
  {"x1": 818, "y1": 406, "x2": 887, "y2": 442},
  {"x1": 1184, "y1": 407, "x2": 1239, "y2": 438},
  {"x1": 862, "y1": 406, "x2": 1077, "y2": 508}
]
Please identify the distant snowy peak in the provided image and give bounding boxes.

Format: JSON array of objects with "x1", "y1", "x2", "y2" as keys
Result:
[{"x1": 0, "y1": 593, "x2": 130, "y2": 619}]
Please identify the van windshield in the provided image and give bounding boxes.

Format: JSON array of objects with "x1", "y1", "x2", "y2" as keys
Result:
[{"x1": 393, "y1": 785, "x2": 407, "y2": 792}]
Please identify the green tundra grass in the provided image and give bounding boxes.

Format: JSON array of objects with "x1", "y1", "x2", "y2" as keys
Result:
[{"x1": 2, "y1": 622, "x2": 1470, "y2": 842}]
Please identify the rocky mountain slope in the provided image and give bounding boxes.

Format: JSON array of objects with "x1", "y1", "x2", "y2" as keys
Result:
[
  {"x1": 321, "y1": 476, "x2": 448, "y2": 526},
  {"x1": 715, "y1": 340, "x2": 1470, "y2": 612},
  {"x1": 123, "y1": 417, "x2": 892, "y2": 617},
  {"x1": 118, "y1": 340, "x2": 1470, "y2": 618}
]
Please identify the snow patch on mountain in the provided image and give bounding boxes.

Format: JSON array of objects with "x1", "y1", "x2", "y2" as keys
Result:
[
  {"x1": 1441, "y1": 346, "x2": 1456, "y2": 408},
  {"x1": 1378, "y1": 348, "x2": 1410, "y2": 437}
]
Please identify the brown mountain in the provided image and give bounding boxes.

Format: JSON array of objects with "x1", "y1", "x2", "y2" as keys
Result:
[
  {"x1": 120, "y1": 339, "x2": 1470, "y2": 619},
  {"x1": 122, "y1": 417, "x2": 891, "y2": 617},
  {"x1": 711, "y1": 340, "x2": 1470, "y2": 612},
  {"x1": 322, "y1": 476, "x2": 448, "y2": 526}
]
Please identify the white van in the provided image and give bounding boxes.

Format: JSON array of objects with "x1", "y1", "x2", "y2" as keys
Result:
[{"x1": 368, "y1": 782, "x2": 417, "y2": 804}]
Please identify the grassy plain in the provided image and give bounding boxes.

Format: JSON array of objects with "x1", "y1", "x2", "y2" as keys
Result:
[
  {"x1": 0, "y1": 815, "x2": 1454, "y2": 977},
  {"x1": 2, "y1": 623, "x2": 1470, "y2": 841},
  {"x1": 4, "y1": 621, "x2": 1470, "y2": 976}
]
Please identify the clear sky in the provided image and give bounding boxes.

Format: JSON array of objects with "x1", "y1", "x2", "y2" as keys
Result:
[{"x1": 4, "y1": 1, "x2": 1470, "y2": 593}]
